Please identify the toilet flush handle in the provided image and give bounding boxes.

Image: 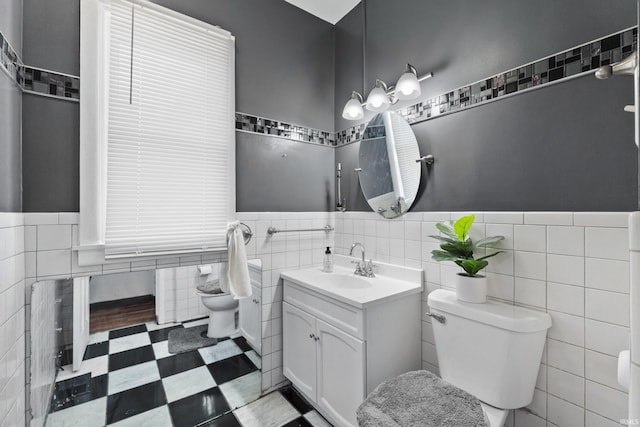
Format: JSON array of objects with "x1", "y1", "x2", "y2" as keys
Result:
[{"x1": 426, "y1": 312, "x2": 446, "y2": 324}]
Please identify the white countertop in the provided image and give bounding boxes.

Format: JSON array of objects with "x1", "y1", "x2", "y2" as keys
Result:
[{"x1": 280, "y1": 255, "x2": 423, "y2": 308}]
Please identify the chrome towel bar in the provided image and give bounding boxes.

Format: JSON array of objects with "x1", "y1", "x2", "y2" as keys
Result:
[{"x1": 267, "y1": 225, "x2": 334, "y2": 235}]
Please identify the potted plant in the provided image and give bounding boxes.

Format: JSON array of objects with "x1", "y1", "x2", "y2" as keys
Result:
[{"x1": 430, "y1": 214, "x2": 504, "y2": 303}]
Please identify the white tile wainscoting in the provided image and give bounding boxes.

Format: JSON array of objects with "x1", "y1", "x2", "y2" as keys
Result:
[
  {"x1": 15, "y1": 210, "x2": 633, "y2": 426},
  {"x1": 334, "y1": 211, "x2": 631, "y2": 427},
  {"x1": 0, "y1": 213, "x2": 26, "y2": 427}
]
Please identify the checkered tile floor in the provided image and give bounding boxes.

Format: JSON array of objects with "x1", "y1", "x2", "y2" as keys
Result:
[{"x1": 45, "y1": 321, "x2": 332, "y2": 427}]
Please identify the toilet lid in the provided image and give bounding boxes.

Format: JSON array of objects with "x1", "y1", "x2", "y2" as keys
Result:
[{"x1": 196, "y1": 280, "x2": 224, "y2": 295}]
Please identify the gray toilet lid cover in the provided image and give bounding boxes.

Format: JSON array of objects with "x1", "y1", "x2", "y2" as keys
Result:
[{"x1": 196, "y1": 280, "x2": 224, "y2": 295}]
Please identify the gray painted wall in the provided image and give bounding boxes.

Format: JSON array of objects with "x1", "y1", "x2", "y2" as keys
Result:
[
  {"x1": 334, "y1": 3, "x2": 364, "y2": 132},
  {"x1": 22, "y1": 94, "x2": 79, "y2": 212},
  {"x1": 236, "y1": 132, "x2": 334, "y2": 212},
  {"x1": 21, "y1": 0, "x2": 335, "y2": 212},
  {"x1": 0, "y1": 0, "x2": 23, "y2": 212},
  {"x1": 336, "y1": 0, "x2": 638, "y2": 212}
]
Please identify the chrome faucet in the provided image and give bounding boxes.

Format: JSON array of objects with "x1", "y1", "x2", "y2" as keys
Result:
[{"x1": 349, "y1": 242, "x2": 375, "y2": 277}]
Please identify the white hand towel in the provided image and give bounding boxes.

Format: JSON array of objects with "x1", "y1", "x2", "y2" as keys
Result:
[{"x1": 220, "y1": 221, "x2": 252, "y2": 299}]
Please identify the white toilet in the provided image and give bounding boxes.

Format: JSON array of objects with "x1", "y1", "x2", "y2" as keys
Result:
[
  {"x1": 196, "y1": 279, "x2": 239, "y2": 338},
  {"x1": 427, "y1": 289, "x2": 552, "y2": 426}
]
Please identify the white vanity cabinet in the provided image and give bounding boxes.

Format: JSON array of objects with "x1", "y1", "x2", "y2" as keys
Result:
[
  {"x1": 282, "y1": 276, "x2": 421, "y2": 427},
  {"x1": 239, "y1": 285, "x2": 261, "y2": 354}
]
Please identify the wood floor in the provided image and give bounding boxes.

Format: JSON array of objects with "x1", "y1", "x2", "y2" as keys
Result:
[{"x1": 90, "y1": 295, "x2": 156, "y2": 334}]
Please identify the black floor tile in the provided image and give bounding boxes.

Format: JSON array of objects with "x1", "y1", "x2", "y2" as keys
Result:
[
  {"x1": 106, "y1": 380, "x2": 167, "y2": 424},
  {"x1": 232, "y1": 336, "x2": 252, "y2": 352},
  {"x1": 51, "y1": 374, "x2": 108, "y2": 412},
  {"x1": 148, "y1": 325, "x2": 183, "y2": 343},
  {"x1": 207, "y1": 354, "x2": 257, "y2": 385},
  {"x1": 108, "y1": 345, "x2": 156, "y2": 371},
  {"x1": 109, "y1": 324, "x2": 147, "y2": 339},
  {"x1": 280, "y1": 387, "x2": 314, "y2": 415},
  {"x1": 200, "y1": 412, "x2": 241, "y2": 427},
  {"x1": 282, "y1": 416, "x2": 314, "y2": 427},
  {"x1": 157, "y1": 350, "x2": 205, "y2": 378},
  {"x1": 84, "y1": 341, "x2": 109, "y2": 360},
  {"x1": 168, "y1": 387, "x2": 230, "y2": 427}
]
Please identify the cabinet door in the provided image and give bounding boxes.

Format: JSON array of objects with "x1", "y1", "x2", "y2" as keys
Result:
[
  {"x1": 283, "y1": 302, "x2": 317, "y2": 401},
  {"x1": 316, "y1": 319, "x2": 365, "y2": 427},
  {"x1": 239, "y1": 286, "x2": 261, "y2": 355}
]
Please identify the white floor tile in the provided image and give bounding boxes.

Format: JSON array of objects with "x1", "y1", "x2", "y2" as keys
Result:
[
  {"x1": 56, "y1": 355, "x2": 109, "y2": 381},
  {"x1": 162, "y1": 366, "x2": 216, "y2": 403},
  {"x1": 152, "y1": 341, "x2": 172, "y2": 359},
  {"x1": 45, "y1": 397, "x2": 107, "y2": 427},
  {"x1": 233, "y1": 392, "x2": 299, "y2": 427},
  {"x1": 198, "y1": 339, "x2": 243, "y2": 364},
  {"x1": 108, "y1": 361, "x2": 160, "y2": 395},
  {"x1": 109, "y1": 332, "x2": 151, "y2": 354},
  {"x1": 145, "y1": 321, "x2": 181, "y2": 332},
  {"x1": 219, "y1": 371, "x2": 262, "y2": 410}
]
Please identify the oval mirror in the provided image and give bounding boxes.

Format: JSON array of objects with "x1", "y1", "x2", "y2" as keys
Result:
[{"x1": 358, "y1": 111, "x2": 421, "y2": 218}]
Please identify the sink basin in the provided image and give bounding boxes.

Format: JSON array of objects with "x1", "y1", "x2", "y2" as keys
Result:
[
  {"x1": 280, "y1": 256, "x2": 423, "y2": 308},
  {"x1": 313, "y1": 272, "x2": 372, "y2": 289}
]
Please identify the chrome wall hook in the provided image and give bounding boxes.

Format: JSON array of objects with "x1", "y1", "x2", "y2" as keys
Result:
[{"x1": 416, "y1": 155, "x2": 435, "y2": 165}]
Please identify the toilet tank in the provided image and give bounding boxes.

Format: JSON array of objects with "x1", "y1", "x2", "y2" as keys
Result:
[{"x1": 427, "y1": 289, "x2": 551, "y2": 409}]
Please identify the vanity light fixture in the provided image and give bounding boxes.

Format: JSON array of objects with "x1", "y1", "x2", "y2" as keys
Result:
[
  {"x1": 342, "y1": 63, "x2": 434, "y2": 120},
  {"x1": 342, "y1": 91, "x2": 365, "y2": 120},
  {"x1": 366, "y1": 79, "x2": 391, "y2": 112},
  {"x1": 395, "y1": 63, "x2": 422, "y2": 100}
]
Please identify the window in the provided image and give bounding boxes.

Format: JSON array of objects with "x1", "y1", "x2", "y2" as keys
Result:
[{"x1": 79, "y1": 0, "x2": 235, "y2": 264}]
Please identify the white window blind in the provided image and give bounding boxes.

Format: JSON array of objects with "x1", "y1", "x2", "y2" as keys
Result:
[{"x1": 104, "y1": 0, "x2": 234, "y2": 258}]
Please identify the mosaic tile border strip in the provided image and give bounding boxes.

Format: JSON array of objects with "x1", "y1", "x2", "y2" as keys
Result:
[
  {"x1": 235, "y1": 113, "x2": 335, "y2": 146},
  {"x1": 335, "y1": 26, "x2": 638, "y2": 146},
  {"x1": 0, "y1": 28, "x2": 79, "y2": 101},
  {"x1": 0, "y1": 30, "x2": 23, "y2": 87},
  {"x1": 23, "y1": 66, "x2": 80, "y2": 100}
]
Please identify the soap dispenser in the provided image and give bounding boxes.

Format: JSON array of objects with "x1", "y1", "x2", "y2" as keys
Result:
[{"x1": 323, "y1": 246, "x2": 333, "y2": 272}]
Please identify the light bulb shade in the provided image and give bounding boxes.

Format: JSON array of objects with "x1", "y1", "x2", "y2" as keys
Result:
[
  {"x1": 366, "y1": 80, "x2": 390, "y2": 112},
  {"x1": 395, "y1": 64, "x2": 421, "y2": 100},
  {"x1": 342, "y1": 92, "x2": 364, "y2": 120}
]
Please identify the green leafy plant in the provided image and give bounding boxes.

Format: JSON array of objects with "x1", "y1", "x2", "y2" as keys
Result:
[{"x1": 430, "y1": 214, "x2": 504, "y2": 277}]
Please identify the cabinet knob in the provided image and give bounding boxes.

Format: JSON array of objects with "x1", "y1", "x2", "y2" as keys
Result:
[
  {"x1": 309, "y1": 333, "x2": 316, "y2": 340},
  {"x1": 315, "y1": 336, "x2": 320, "y2": 342}
]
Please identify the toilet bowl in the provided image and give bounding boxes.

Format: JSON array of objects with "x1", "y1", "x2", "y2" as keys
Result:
[{"x1": 196, "y1": 280, "x2": 239, "y2": 338}]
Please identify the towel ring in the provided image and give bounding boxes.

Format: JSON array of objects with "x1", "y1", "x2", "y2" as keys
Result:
[{"x1": 227, "y1": 222, "x2": 253, "y2": 246}]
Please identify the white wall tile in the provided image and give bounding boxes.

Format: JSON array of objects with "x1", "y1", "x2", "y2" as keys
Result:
[
  {"x1": 514, "y1": 225, "x2": 547, "y2": 252},
  {"x1": 485, "y1": 224, "x2": 514, "y2": 250},
  {"x1": 585, "y1": 258, "x2": 629, "y2": 293},
  {"x1": 486, "y1": 249, "x2": 513, "y2": 275},
  {"x1": 547, "y1": 394, "x2": 584, "y2": 427},
  {"x1": 574, "y1": 212, "x2": 630, "y2": 228},
  {"x1": 515, "y1": 277, "x2": 546, "y2": 308},
  {"x1": 547, "y1": 282, "x2": 584, "y2": 316},
  {"x1": 404, "y1": 221, "x2": 421, "y2": 241},
  {"x1": 585, "y1": 410, "x2": 623, "y2": 427},
  {"x1": 514, "y1": 251, "x2": 546, "y2": 280},
  {"x1": 585, "y1": 227, "x2": 629, "y2": 261},
  {"x1": 547, "y1": 254, "x2": 584, "y2": 286},
  {"x1": 547, "y1": 226, "x2": 584, "y2": 256},
  {"x1": 486, "y1": 273, "x2": 514, "y2": 301},
  {"x1": 585, "y1": 289, "x2": 629, "y2": 327},
  {"x1": 37, "y1": 225, "x2": 72, "y2": 251},
  {"x1": 547, "y1": 339, "x2": 584, "y2": 376},
  {"x1": 483, "y1": 212, "x2": 523, "y2": 224},
  {"x1": 24, "y1": 226, "x2": 37, "y2": 252},
  {"x1": 548, "y1": 311, "x2": 585, "y2": 347},
  {"x1": 585, "y1": 380, "x2": 628, "y2": 423},
  {"x1": 524, "y1": 212, "x2": 573, "y2": 226},
  {"x1": 23, "y1": 213, "x2": 58, "y2": 225},
  {"x1": 585, "y1": 319, "x2": 629, "y2": 357},
  {"x1": 585, "y1": 350, "x2": 626, "y2": 393},
  {"x1": 548, "y1": 366, "x2": 584, "y2": 406}
]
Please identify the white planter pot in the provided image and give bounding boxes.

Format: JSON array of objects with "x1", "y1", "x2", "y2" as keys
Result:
[{"x1": 455, "y1": 273, "x2": 487, "y2": 303}]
